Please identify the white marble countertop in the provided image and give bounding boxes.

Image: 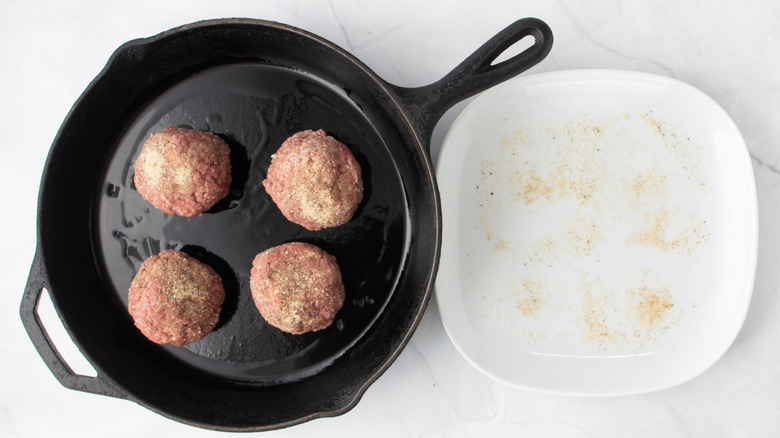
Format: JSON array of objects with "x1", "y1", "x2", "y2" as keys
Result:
[{"x1": 2, "y1": 1, "x2": 779, "y2": 436}]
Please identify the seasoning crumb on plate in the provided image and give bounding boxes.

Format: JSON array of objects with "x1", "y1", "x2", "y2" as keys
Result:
[{"x1": 467, "y1": 112, "x2": 707, "y2": 351}]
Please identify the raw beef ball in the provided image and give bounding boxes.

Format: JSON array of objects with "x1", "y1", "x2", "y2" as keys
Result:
[
  {"x1": 133, "y1": 126, "x2": 231, "y2": 217},
  {"x1": 128, "y1": 250, "x2": 225, "y2": 346},
  {"x1": 250, "y1": 242, "x2": 345, "y2": 334},
  {"x1": 263, "y1": 130, "x2": 363, "y2": 230}
]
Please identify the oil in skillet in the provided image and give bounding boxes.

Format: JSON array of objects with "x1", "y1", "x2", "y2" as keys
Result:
[{"x1": 97, "y1": 62, "x2": 409, "y2": 384}]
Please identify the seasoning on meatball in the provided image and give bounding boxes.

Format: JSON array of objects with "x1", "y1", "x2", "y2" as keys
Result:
[
  {"x1": 263, "y1": 130, "x2": 363, "y2": 230},
  {"x1": 133, "y1": 126, "x2": 231, "y2": 217},
  {"x1": 127, "y1": 250, "x2": 225, "y2": 346},
  {"x1": 250, "y1": 242, "x2": 345, "y2": 335}
]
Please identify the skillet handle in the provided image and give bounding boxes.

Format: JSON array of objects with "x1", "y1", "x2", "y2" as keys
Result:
[
  {"x1": 20, "y1": 248, "x2": 127, "y2": 399},
  {"x1": 390, "y1": 17, "x2": 553, "y2": 149}
]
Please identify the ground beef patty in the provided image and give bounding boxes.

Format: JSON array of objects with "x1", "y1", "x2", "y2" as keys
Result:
[
  {"x1": 134, "y1": 126, "x2": 231, "y2": 217},
  {"x1": 128, "y1": 250, "x2": 225, "y2": 346},
  {"x1": 250, "y1": 242, "x2": 345, "y2": 334},
  {"x1": 263, "y1": 130, "x2": 363, "y2": 230}
]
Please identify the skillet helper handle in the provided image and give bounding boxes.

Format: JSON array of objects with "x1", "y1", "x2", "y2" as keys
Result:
[
  {"x1": 20, "y1": 248, "x2": 126, "y2": 399},
  {"x1": 392, "y1": 17, "x2": 553, "y2": 147}
]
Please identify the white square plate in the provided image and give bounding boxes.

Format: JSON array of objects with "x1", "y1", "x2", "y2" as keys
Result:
[{"x1": 435, "y1": 69, "x2": 758, "y2": 396}]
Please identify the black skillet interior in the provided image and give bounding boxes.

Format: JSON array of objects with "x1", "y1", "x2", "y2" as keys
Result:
[{"x1": 99, "y1": 61, "x2": 409, "y2": 384}]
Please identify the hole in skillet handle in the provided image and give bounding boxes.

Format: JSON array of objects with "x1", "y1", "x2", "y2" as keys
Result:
[
  {"x1": 36, "y1": 288, "x2": 99, "y2": 378},
  {"x1": 20, "y1": 250, "x2": 126, "y2": 398},
  {"x1": 490, "y1": 34, "x2": 537, "y2": 66},
  {"x1": 474, "y1": 17, "x2": 553, "y2": 72},
  {"x1": 389, "y1": 17, "x2": 553, "y2": 148}
]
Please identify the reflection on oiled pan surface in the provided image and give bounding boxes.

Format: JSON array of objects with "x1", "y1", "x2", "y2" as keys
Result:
[{"x1": 97, "y1": 62, "x2": 409, "y2": 384}]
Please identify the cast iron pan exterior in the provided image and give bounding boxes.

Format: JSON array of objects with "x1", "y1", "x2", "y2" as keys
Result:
[{"x1": 21, "y1": 18, "x2": 552, "y2": 430}]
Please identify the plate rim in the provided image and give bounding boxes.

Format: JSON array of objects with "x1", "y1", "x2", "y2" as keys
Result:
[{"x1": 434, "y1": 68, "x2": 759, "y2": 396}]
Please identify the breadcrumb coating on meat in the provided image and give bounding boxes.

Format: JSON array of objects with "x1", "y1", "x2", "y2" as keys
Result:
[
  {"x1": 134, "y1": 127, "x2": 231, "y2": 217},
  {"x1": 127, "y1": 250, "x2": 225, "y2": 346},
  {"x1": 250, "y1": 242, "x2": 345, "y2": 334},
  {"x1": 263, "y1": 130, "x2": 362, "y2": 230}
]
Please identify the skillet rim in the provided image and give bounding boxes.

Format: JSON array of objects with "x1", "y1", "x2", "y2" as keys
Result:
[{"x1": 29, "y1": 17, "x2": 441, "y2": 431}]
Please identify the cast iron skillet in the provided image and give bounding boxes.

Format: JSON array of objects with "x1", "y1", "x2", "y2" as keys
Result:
[{"x1": 20, "y1": 18, "x2": 552, "y2": 431}]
